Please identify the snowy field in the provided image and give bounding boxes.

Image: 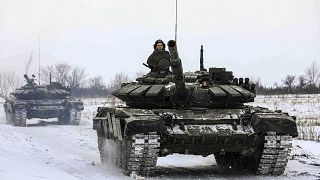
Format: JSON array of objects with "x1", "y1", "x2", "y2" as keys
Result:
[{"x1": 0, "y1": 96, "x2": 319, "y2": 180}]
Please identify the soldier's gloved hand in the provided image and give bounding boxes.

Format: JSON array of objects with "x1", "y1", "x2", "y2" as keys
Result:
[{"x1": 149, "y1": 65, "x2": 155, "y2": 71}]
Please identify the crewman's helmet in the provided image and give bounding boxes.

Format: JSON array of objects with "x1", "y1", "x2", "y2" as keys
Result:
[{"x1": 153, "y1": 39, "x2": 166, "y2": 50}]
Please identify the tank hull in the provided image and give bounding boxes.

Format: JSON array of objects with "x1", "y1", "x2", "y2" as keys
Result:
[
  {"x1": 93, "y1": 105, "x2": 297, "y2": 176},
  {"x1": 4, "y1": 99, "x2": 84, "y2": 126}
]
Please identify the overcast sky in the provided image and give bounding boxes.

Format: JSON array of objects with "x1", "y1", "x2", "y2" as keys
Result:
[{"x1": 0, "y1": 0, "x2": 319, "y2": 86}]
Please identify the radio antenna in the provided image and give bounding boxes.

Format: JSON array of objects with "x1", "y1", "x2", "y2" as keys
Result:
[
  {"x1": 38, "y1": 36, "x2": 41, "y2": 85},
  {"x1": 175, "y1": 0, "x2": 178, "y2": 42}
]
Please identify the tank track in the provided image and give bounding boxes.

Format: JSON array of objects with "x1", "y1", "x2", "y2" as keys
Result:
[
  {"x1": 14, "y1": 108, "x2": 27, "y2": 126},
  {"x1": 124, "y1": 132, "x2": 160, "y2": 176},
  {"x1": 69, "y1": 108, "x2": 81, "y2": 125},
  {"x1": 256, "y1": 131, "x2": 293, "y2": 175}
]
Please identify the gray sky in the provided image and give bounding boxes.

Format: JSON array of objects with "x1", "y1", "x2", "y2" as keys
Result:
[{"x1": 0, "y1": 0, "x2": 319, "y2": 86}]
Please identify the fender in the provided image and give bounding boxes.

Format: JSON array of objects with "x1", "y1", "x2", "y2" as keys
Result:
[{"x1": 251, "y1": 113, "x2": 298, "y2": 137}]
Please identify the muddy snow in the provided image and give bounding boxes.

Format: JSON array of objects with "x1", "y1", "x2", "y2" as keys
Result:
[{"x1": 0, "y1": 96, "x2": 319, "y2": 180}]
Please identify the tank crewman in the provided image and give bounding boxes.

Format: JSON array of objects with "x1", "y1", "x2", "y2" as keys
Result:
[
  {"x1": 146, "y1": 39, "x2": 171, "y2": 76},
  {"x1": 198, "y1": 75, "x2": 211, "y2": 88},
  {"x1": 30, "y1": 74, "x2": 37, "y2": 85}
]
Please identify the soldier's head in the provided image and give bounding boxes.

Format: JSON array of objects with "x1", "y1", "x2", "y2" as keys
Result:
[
  {"x1": 153, "y1": 39, "x2": 165, "y2": 51},
  {"x1": 199, "y1": 75, "x2": 210, "y2": 88}
]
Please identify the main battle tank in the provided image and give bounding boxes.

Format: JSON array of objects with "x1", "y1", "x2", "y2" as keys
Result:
[
  {"x1": 3, "y1": 74, "x2": 84, "y2": 126},
  {"x1": 93, "y1": 40, "x2": 298, "y2": 176}
]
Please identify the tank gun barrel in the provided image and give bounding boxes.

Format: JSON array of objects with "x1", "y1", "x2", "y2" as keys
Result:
[
  {"x1": 167, "y1": 40, "x2": 188, "y2": 98},
  {"x1": 24, "y1": 74, "x2": 36, "y2": 89}
]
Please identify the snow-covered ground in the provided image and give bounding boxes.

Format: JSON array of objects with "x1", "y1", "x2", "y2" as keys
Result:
[{"x1": 0, "y1": 96, "x2": 319, "y2": 180}]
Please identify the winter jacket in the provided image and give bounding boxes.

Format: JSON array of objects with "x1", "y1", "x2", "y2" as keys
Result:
[{"x1": 146, "y1": 50, "x2": 171, "y2": 72}]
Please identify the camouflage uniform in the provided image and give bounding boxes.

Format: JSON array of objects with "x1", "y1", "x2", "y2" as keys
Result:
[{"x1": 147, "y1": 40, "x2": 171, "y2": 73}]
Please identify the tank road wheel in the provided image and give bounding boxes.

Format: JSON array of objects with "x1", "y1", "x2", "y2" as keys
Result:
[
  {"x1": 121, "y1": 132, "x2": 160, "y2": 176},
  {"x1": 254, "y1": 131, "x2": 293, "y2": 175},
  {"x1": 13, "y1": 108, "x2": 27, "y2": 127}
]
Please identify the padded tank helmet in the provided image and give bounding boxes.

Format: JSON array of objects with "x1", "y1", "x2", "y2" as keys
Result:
[{"x1": 153, "y1": 39, "x2": 166, "y2": 49}]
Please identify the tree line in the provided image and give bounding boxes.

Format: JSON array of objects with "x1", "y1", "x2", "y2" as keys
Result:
[
  {"x1": 254, "y1": 61, "x2": 320, "y2": 95},
  {"x1": 40, "y1": 63, "x2": 132, "y2": 97},
  {"x1": 0, "y1": 61, "x2": 319, "y2": 98}
]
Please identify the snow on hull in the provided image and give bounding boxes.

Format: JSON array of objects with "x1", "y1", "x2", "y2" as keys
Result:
[{"x1": 0, "y1": 97, "x2": 319, "y2": 179}]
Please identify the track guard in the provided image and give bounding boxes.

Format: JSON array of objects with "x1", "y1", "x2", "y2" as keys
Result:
[{"x1": 251, "y1": 113, "x2": 298, "y2": 137}]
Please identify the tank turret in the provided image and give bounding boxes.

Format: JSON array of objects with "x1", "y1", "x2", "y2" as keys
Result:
[{"x1": 112, "y1": 40, "x2": 257, "y2": 108}]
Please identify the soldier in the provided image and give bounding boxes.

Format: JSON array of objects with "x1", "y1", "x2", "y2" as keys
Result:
[
  {"x1": 30, "y1": 74, "x2": 37, "y2": 85},
  {"x1": 199, "y1": 75, "x2": 211, "y2": 88},
  {"x1": 146, "y1": 39, "x2": 171, "y2": 76}
]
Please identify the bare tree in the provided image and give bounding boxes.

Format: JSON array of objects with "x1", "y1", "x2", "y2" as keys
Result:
[
  {"x1": 109, "y1": 72, "x2": 130, "y2": 90},
  {"x1": 67, "y1": 67, "x2": 86, "y2": 89},
  {"x1": 89, "y1": 76, "x2": 106, "y2": 90},
  {"x1": 0, "y1": 73, "x2": 7, "y2": 98},
  {"x1": 7, "y1": 72, "x2": 21, "y2": 90},
  {"x1": 273, "y1": 82, "x2": 280, "y2": 89},
  {"x1": 41, "y1": 63, "x2": 87, "y2": 88},
  {"x1": 297, "y1": 75, "x2": 307, "y2": 90},
  {"x1": 0, "y1": 71, "x2": 22, "y2": 98},
  {"x1": 54, "y1": 63, "x2": 71, "y2": 86},
  {"x1": 41, "y1": 65, "x2": 55, "y2": 84},
  {"x1": 282, "y1": 75, "x2": 295, "y2": 91},
  {"x1": 305, "y1": 61, "x2": 320, "y2": 87}
]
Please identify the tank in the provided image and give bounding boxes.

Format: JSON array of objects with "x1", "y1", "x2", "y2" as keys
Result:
[
  {"x1": 3, "y1": 74, "x2": 84, "y2": 126},
  {"x1": 93, "y1": 40, "x2": 298, "y2": 176}
]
